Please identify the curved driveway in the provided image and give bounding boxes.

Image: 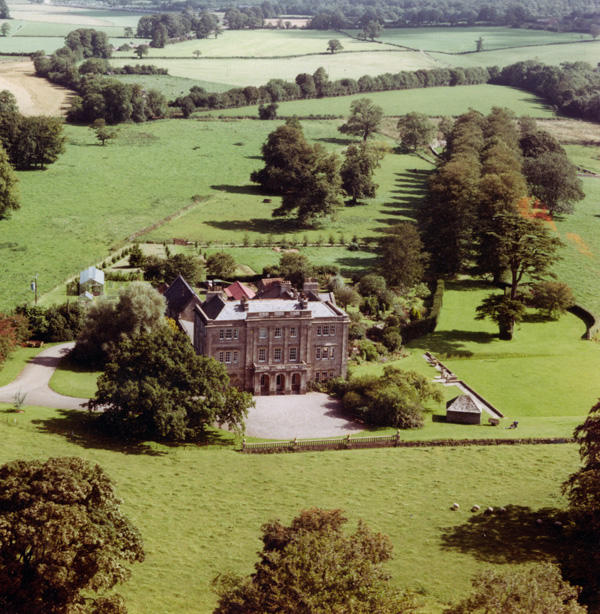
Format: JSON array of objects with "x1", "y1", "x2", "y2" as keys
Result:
[
  {"x1": 0, "y1": 343, "x2": 360, "y2": 437},
  {"x1": 0, "y1": 343, "x2": 88, "y2": 410}
]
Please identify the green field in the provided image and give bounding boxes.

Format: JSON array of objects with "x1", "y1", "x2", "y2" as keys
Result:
[
  {"x1": 199, "y1": 84, "x2": 555, "y2": 119},
  {"x1": 111, "y1": 74, "x2": 233, "y2": 97},
  {"x1": 0, "y1": 409, "x2": 581, "y2": 614}
]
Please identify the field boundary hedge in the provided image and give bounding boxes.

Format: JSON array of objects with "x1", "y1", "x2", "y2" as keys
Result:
[
  {"x1": 241, "y1": 433, "x2": 575, "y2": 454},
  {"x1": 568, "y1": 303, "x2": 600, "y2": 340}
]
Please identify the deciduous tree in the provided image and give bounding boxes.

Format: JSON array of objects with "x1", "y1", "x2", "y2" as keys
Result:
[
  {"x1": 340, "y1": 140, "x2": 387, "y2": 203},
  {"x1": 0, "y1": 456, "x2": 144, "y2": 614},
  {"x1": 206, "y1": 251, "x2": 236, "y2": 278},
  {"x1": 397, "y1": 112, "x2": 437, "y2": 150},
  {"x1": 327, "y1": 38, "x2": 343, "y2": 53},
  {"x1": 338, "y1": 97, "x2": 383, "y2": 140},
  {"x1": 530, "y1": 281, "x2": 574, "y2": 319},
  {"x1": 212, "y1": 508, "x2": 418, "y2": 614},
  {"x1": 279, "y1": 252, "x2": 314, "y2": 289},
  {"x1": 376, "y1": 222, "x2": 428, "y2": 289},
  {"x1": 0, "y1": 145, "x2": 19, "y2": 217},
  {"x1": 88, "y1": 326, "x2": 253, "y2": 440},
  {"x1": 135, "y1": 44, "x2": 149, "y2": 58},
  {"x1": 444, "y1": 563, "x2": 586, "y2": 614},
  {"x1": 91, "y1": 118, "x2": 118, "y2": 145}
]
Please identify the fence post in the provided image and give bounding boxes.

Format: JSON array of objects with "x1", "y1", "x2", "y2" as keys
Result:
[
  {"x1": 292, "y1": 437, "x2": 297, "y2": 451},
  {"x1": 346, "y1": 434, "x2": 351, "y2": 449},
  {"x1": 242, "y1": 438, "x2": 246, "y2": 452},
  {"x1": 395, "y1": 429, "x2": 401, "y2": 446}
]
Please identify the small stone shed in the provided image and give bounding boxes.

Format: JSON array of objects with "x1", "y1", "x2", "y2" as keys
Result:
[
  {"x1": 446, "y1": 395, "x2": 481, "y2": 425},
  {"x1": 79, "y1": 267, "x2": 104, "y2": 296}
]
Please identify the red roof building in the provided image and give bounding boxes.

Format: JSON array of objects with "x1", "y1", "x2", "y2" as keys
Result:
[{"x1": 224, "y1": 280, "x2": 256, "y2": 300}]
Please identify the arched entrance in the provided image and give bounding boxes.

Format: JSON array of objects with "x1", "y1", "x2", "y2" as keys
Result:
[
  {"x1": 276, "y1": 373, "x2": 285, "y2": 393},
  {"x1": 292, "y1": 373, "x2": 300, "y2": 393},
  {"x1": 260, "y1": 374, "x2": 270, "y2": 395}
]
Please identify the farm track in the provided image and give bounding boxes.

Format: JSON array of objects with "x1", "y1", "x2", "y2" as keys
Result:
[{"x1": 0, "y1": 61, "x2": 72, "y2": 116}]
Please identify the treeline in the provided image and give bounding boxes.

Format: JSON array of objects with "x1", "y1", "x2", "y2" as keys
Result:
[
  {"x1": 137, "y1": 10, "x2": 222, "y2": 46},
  {"x1": 495, "y1": 60, "x2": 600, "y2": 124},
  {"x1": 33, "y1": 29, "x2": 169, "y2": 125},
  {"x1": 173, "y1": 65, "x2": 493, "y2": 115}
]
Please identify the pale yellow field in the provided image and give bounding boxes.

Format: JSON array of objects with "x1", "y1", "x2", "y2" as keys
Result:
[
  {"x1": 0, "y1": 60, "x2": 72, "y2": 115},
  {"x1": 7, "y1": 2, "x2": 113, "y2": 26}
]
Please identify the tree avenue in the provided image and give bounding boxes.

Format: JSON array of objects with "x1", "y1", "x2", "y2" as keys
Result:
[{"x1": 0, "y1": 456, "x2": 144, "y2": 614}]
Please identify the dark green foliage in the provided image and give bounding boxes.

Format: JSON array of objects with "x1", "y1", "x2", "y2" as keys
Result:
[
  {"x1": 397, "y1": 112, "x2": 436, "y2": 150},
  {"x1": 143, "y1": 253, "x2": 204, "y2": 286},
  {"x1": 338, "y1": 97, "x2": 383, "y2": 141},
  {"x1": 327, "y1": 39, "x2": 343, "y2": 53},
  {"x1": 340, "y1": 141, "x2": 387, "y2": 203},
  {"x1": 128, "y1": 243, "x2": 146, "y2": 268},
  {"x1": 333, "y1": 286, "x2": 361, "y2": 308},
  {"x1": 258, "y1": 102, "x2": 278, "y2": 119},
  {"x1": 206, "y1": 251, "x2": 236, "y2": 278},
  {"x1": 444, "y1": 563, "x2": 586, "y2": 614},
  {"x1": 529, "y1": 281, "x2": 575, "y2": 319},
  {"x1": 278, "y1": 252, "x2": 314, "y2": 289},
  {"x1": 251, "y1": 120, "x2": 343, "y2": 225},
  {"x1": 72, "y1": 282, "x2": 166, "y2": 366},
  {"x1": 212, "y1": 508, "x2": 417, "y2": 614},
  {"x1": 359, "y1": 20, "x2": 383, "y2": 41},
  {"x1": 0, "y1": 144, "x2": 19, "y2": 216},
  {"x1": 338, "y1": 366, "x2": 443, "y2": 429},
  {"x1": 196, "y1": 11, "x2": 220, "y2": 38},
  {"x1": 475, "y1": 294, "x2": 526, "y2": 340},
  {"x1": 88, "y1": 327, "x2": 253, "y2": 441},
  {"x1": 376, "y1": 222, "x2": 428, "y2": 289},
  {"x1": 0, "y1": 0, "x2": 9, "y2": 19},
  {"x1": 65, "y1": 28, "x2": 112, "y2": 59},
  {"x1": 0, "y1": 456, "x2": 144, "y2": 614},
  {"x1": 357, "y1": 273, "x2": 387, "y2": 298}
]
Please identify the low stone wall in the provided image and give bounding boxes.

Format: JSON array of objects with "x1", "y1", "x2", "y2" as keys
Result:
[{"x1": 568, "y1": 303, "x2": 600, "y2": 340}]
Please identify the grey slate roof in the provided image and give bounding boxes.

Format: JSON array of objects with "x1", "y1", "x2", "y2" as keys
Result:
[
  {"x1": 164, "y1": 275, "x2": 199, "y2": 315},
  {"x1": 446, "y1": 395, "x2": 481, "y2": 414},
  {"x1": 200, "y1": 297, "x2": 340, "y2": 321}
]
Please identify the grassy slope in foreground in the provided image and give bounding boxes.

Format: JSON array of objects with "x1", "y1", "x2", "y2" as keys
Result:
[{"x1": 0, "y1": 411, "x2": 579, "y2": 614}]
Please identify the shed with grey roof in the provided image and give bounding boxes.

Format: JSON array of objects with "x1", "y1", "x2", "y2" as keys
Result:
[
  {"x1": 446, "y1": 395, "x2": 482, "y2": 425},
  {"x1": 79, "y1": 267, "x2": 104, "y2": 296}
]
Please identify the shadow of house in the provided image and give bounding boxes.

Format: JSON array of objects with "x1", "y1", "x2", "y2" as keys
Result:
[{"x1": 164, "y1": 275, "x2": 202, "y2": 342}]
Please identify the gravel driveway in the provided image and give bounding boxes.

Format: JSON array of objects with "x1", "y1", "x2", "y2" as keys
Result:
[{"x1": 246, "y1": 393, "x2": 362, "y2": 439}]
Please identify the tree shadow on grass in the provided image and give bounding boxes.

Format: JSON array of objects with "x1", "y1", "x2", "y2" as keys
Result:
[
  {"x1": 440, "y1": 504, "x2": 568, "y2": 564},
  {"x1": 314, "y1": 136, "x2": 356, "y2": 147},
  {"x1": 408, "y1": 329, "x2": 496, "y2": 356},
  {"x1": 205, "y1": 217, "x2": 300, "y2": 235},
  {"x1": 211, "y1": 184, "x2": 265, "y2": 196},
  {"x1": 33, "y1": 410, "x2": 167, "y2": 456}
]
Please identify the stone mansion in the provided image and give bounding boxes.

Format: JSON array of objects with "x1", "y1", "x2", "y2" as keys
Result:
[{"x1": 171, "y1": 277, "x2": 350, "y2": 396}]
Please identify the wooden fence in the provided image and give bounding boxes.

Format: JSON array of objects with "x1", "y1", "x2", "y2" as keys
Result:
[{"x1": 240, "y1": 433, "x2": 575, "y2": 454}]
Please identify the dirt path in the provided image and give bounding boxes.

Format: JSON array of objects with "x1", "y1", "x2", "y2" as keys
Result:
[
  {"x1": 0, "y1": 61, "x2": 73, "y2": 116},
  {"x1": 0, "y1": 343, "x2": 88, "y2": 410}
]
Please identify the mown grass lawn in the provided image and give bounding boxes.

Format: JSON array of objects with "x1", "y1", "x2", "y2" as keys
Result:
[
  {"x1": 199, "y1": 84, "x2": 554, "y2": 119},
  {"x1": 0, "y1": 408, "x2": 580, "y2": 614},
  {"x1": 49, "y1": 354, "x2": 100, "y2": 398}
]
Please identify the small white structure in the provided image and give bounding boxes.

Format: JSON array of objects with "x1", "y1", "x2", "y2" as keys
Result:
[{"x1": 79, "y1": 267, "x2": 105, "y2": 296}]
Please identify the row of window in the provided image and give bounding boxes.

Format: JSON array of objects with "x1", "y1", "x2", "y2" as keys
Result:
[
  {"x1": 315, "y1": 371, "x2": 335, "y2": 382},
  {"x1": 219, "y1": 329, "x2": 239, "y2": 340},
  {"x1": 259, "y1": 326, "x2": 297, "y2": 339},
  {"x1": 218, "y1": 350, "x2": 239, "y2": 364},
  {"x1": 316, "y1": 347, "x2": 335, "y2": 360},
  {"x1": 258, "y1": 347, "x2": 298, "y2": 362},
  {"x1": 316, "y1": 325, "x2": 336, "y2": 336}
]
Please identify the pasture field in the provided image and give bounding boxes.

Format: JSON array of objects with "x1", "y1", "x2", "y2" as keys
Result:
[
  {"x1": 111, "y1": 74, "x2": 233, "y2": 97},
  {"x1": 374, "y1": 26, "x2": 586, "y2": 52},
  {"x1": 0, "y1": 409, "x2": 581, "y2": 614},
  {"x1": 109, "y1": 51, "x2": 439, "y2": 88},
  {"x1": 111, "y1": 29, "x2": 380, "y2": 59},
  {"x1": 432, "y1": 40, "x2": 600, "y2": 68},
  {"x1": 199, "y1": 84, "x2": 555, "y2": 119}
]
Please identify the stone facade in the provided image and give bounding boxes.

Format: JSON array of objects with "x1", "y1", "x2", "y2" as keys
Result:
[{"x1": 194, "y1": 292, "x2": 349, "y2": 395}]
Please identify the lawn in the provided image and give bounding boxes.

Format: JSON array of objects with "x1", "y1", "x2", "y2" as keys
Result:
[
  {"x1": 49, "y1": 354, "x2": 100, "y2": 398},
  {"x1": 199, "y1": 84, "x2": 555, "y2": 119},
  {"x1": 0, "y1": 406, "x2": 581, "y2": 614},
  {"x1": 111, "y1": 74, "x2": 233, "y2": 97}
]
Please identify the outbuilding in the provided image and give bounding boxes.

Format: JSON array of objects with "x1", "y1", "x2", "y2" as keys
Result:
[
  {"x1": 78, "y1": 267, "x2": 104, "y2": 296},
  {"x1": 446, "y1": 395, "x2": 481, "y2": 425}
]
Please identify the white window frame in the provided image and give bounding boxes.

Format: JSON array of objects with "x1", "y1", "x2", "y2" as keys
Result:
[
  {"x1": 322, "y1": 348, "x2": 329, "y2": 360},
  {"x1": 233, "y1": 351, "x2": 239, "y2": 363},
  {"x1": 233, "y1": 329, "x2": 239, "y2": 340},
  {"x1": 289, "y1": 347, "x2": 297, "y2": 362},
  {"x1": 290, "y1": 327, "x2": 297, "y2": 338},
  {"x1": 274, "y1": 348, "x2": 282, "y2": 362},
  {"x1": 317, "y1": 326, "x2": 322, "y2": 336},
  {"x1": 218, "y1": 351, "x2": 224, "y2": 362},
  {"x1": 274, "y1": 327, "x2": 282, "y2": 338},
  {"x1": 259, "y1": 328, "x2": 267, "y2": 339},
  {"x1": 323, "y1": 325, "x2": 329, "y2": 336},
  {"x1": 225, "y1": 329, "x2": 233, "y2": 339},
  {"x1": 315, "y1": 372, "x2": 320, "y2": 382},
  {"x1": 316, "y1": 348, "x2": 321, "y2": 360},
  {"x1": 225, "y1": 351, "x2": 232, "y2": 363},
  {"x1": 330, "y1": 347, "x2": 335, "y2": 359},
  {"x1": 219, "y1": 330, "x2": 225, "y2": 340},
  {"x1": 258, "y1": 348, "x2": 267, "y2": 363}
]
